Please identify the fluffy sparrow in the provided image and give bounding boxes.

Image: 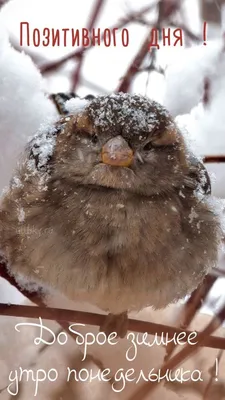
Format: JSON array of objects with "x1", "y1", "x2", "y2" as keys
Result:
[{"x1": 0, "y1": 93, "x2": 221, "y2": 337}]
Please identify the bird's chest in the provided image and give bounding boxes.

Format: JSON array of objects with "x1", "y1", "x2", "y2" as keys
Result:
[
  {"x1": 73, "y1": 196, "x2": 180, "y2": 258},
  {"x1": 80, "y1": 201, "x2": 142, "y2": 253},
  {"x1": 46, "y1": 194, "x2": 182, "y2": 312}
]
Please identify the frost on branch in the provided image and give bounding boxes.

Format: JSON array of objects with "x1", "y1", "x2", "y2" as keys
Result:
[{"x1": 0, "y1": 24, "x2": 57, "y2": 195}]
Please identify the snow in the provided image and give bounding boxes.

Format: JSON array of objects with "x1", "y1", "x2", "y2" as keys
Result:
[
  {"x1": 17, "y1": 206, "x2": 25, "y2": 222},
  {"x1": 28, "y1": 123, "x2": 61, "y2": 173},
  {"x1": 11, "y1": 176, "x2": 23, "y2": 189},
  {"x1": 0, "y1": 24, "x2": 57, "y2": 196},
  {"x1": 164, "y1": 39, "x2": 225, "y2": 199},
  {"x1": 164, "y1": 40, "x2": 223, "y2": 118},
  {"x1": 65, "y1": 97, "x2": 89, "y2": 114},
  {"x1": 0, "y1": 23, "x2": 59, "y2": 303},
  {"x1": 87, "y1": 93, "x2": 173, "y2": 135},
  {"x1": 11, "y1": 272, "x2": 46, "y2": 294}
]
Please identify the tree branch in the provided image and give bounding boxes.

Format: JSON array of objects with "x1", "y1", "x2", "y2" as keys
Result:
[
  {"x1": 71, "y1": 0, "x2": 106, "y2": 91},
  {"x1": 128, "y1": 304, "x2": 225, "y2": 400},
  {"x1": 164, "y1": 274, "x2": 217, "y2": 361},
  {"x1": 204, "y1": 156, "x2": 225, "y2": 163},
  {"x1": 40, "y1": 2, "x2": 158, "y2": 75},
  {"x1": 0, "y1": 302, "x2": 225, "y2": 352}
]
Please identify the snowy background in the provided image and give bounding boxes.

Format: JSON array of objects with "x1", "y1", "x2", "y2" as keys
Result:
[{"x1": 0, "y1": 0, "x2": 225, "y2": 323}]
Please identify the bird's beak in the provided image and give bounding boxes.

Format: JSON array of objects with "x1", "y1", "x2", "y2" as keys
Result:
[{"x1": 101, "y1": 135, "x2": 133, "y2": 167}]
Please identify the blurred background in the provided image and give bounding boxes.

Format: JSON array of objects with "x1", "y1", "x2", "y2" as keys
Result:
[{"x1": 0, "y1": 0, "x2": 216, "y2": 97}]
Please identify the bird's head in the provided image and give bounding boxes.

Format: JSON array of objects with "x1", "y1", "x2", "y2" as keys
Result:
[{"x1": 28, "y1": 93, "x2": 210, "y2": 197}]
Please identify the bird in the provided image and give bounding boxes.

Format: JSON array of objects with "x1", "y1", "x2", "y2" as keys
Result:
[{"x1": 0, "y1": 92, "x2": 222, "y2": 337}]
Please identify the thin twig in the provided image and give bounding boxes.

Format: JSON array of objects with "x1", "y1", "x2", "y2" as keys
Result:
[
  {"x1": 164, "y1": 275, "x2": 217, "y2": 361},
  {"x1": 128, "y1": 304, "x2": 225, "y2": 400},
  {"x1": 71, "y1": 0, "x2": 106, "y2": 91},
  {"x1": 40, "y1": 2, "x2": 158, "y2": 74},
  {"x1": 170, "y1": 21, "x2": 202, "y2": 42},
  {"x1": 159, "y1": 0, "x2": 181, "y2": 20},
  {"x1": 116, "y1": 28, "x2": 153, "y2": 92},
  {"x1": 179, "y1": 275, "x2": 217, "y2": 329},
  {"x1": 203, "y1": 77, "x2": 211, "y2": 106},
  {"x1": 0, "y1": 0, "x2": 9, "y2": 8},
  {"x1": 203, "y1": 349, "x2": 224, "y2": 399},
  {"x1": 204, "y1": 156, "x2": 225, "y2": 163},
  {"x1": 138, "y1": 64, "x2": 165, "y2": 74},
  {"x1": 1, "y1": 303, "x2": 225, "y2": 351},
  {"x1": 117, "y1": 0, "x2": 173, "y2": 93}
]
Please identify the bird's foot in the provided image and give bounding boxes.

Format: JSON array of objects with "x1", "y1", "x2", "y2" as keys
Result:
[{"x1": 100, "y1": 311, "x2": 128, "y2": 339}]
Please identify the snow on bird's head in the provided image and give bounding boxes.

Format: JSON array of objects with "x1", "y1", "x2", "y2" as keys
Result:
[
  {"x1": 85, "y1": 92, "x2": 173, "y2": 137},
  {"x1": 65, "y1": 97, "x2": 89, "y2": 115}
]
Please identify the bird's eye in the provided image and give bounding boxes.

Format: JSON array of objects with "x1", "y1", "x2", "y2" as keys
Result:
[
  {"x1": 91, "y1": 134, "x2": 98, "y2": 144},
  {"x1": 143, "y1": 141, "x2": 152, "y2": 151}
]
